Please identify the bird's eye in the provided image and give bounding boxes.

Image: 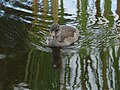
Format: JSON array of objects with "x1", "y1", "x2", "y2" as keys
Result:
[{"x1": 56, "y1": 29, "x2": 59, "y2": 32}]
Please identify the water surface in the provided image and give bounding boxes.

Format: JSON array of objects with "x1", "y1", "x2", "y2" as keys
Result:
[{"x1": 0, "y1": 0, "x2": 120, "y2": 90}]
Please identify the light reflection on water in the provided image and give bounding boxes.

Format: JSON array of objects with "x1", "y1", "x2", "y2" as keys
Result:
[{"x1": 0, "y1": 0, "x2": 120, "y2": 90}]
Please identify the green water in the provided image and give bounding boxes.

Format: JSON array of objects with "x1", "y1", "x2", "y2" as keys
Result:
[{"x1": 0, "y1": 0, "x2": 120, "y2": 90}]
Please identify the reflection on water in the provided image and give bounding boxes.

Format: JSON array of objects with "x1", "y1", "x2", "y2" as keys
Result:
[
  {"x1": 0, "y1": 0, "x2": 120, "y2": 90},
  {"x1": 51, "y1": 48, "x2": 62, "y2": 69}
]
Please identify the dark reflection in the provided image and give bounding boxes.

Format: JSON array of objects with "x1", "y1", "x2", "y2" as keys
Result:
[
  {"x1": 100, "y1": 48, "x2": 109, "y2": 90},
  {"x1": 116, "y1": 0, "x2": 120, "y2": 32},
  {"x1": 25, "y1": 48, "x2": 61, "y2": 90},
  {"x1": 0, "y1": 17, "x2": 29, "y2": 50},
  {"x1": 59, "y1": 0, "x2": 65, "y2": 24},
  {"x1": 95, "y1": 0, "x2": 101, "y2": 24},
  {"x1": 80, "y1": 0, "x2": 87, "y2": 31},
  {"x1": 51, "y1": 0, "x2": 59, "y2": 23},
  {"x1": 0, "y1": 16, "x2": 29, "y2": 90},
  {"x1": 95, "y1": 0, "x2": 101, "y2": 17},
  {"x1": 80, "y1": 52, "x2": 89, "y2": 90},
  {"x1": 0, "y1": 50, "x2": 28, "y2": 90},
  {"x1": 116, "y1": 0, "x2": 120, "y2": 20},
  {"x1": 113, "y1": 46, "x2": 120, "y2": 90},
  {"x1": 104, "y1": 0, "x2": 114, "y2": 27},
  {"x1": 76, "y1": 0, "x2": 80, "y2": 18},
  {"x1": 51, "y1": 48, "x2": 62, "y2": 69}
]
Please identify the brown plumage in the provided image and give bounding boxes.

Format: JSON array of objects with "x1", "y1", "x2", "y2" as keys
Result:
[
  {"x1": 60, "y1": 26, "x2": 76, "y2": 42},
  {"x1": 46, "y1": 24, "x2": 79, "y2": 47}
]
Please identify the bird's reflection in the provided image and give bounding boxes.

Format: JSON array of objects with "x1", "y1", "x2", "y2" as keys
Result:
[{"x1": 51, "y1": 47, "x2": 62, "y2": 69}]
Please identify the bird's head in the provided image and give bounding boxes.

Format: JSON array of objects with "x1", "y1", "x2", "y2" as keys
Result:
[{"x1": 50, "y1": 24, "x2": 60, "y2": 38}]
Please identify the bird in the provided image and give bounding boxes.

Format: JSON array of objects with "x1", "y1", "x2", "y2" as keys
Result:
[{"x1": 46, "y1": 24, "x2": 79, "y2": 47}]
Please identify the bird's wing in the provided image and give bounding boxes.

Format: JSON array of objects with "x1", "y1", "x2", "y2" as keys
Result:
[{"x1": 60, "y1": 26, "x2": 76, "y2": 42}]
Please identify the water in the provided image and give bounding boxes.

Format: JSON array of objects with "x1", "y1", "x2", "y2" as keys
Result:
[{"x1": 0, "y1": 0, "x2": 120, "y2": 90}]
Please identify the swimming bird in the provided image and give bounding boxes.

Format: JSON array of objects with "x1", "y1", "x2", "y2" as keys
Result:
[{"x1": 46, "y1": 24, "x2": 79, "y2": 47}]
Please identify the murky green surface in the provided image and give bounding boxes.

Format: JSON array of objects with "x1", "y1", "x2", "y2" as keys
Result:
[{"x1": 0, "y1": 0, "x2": 120, "y2": 90}]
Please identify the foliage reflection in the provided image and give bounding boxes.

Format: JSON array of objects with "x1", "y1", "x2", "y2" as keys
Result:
[{"x1": 0, "y1": 0, "x2": 120, "y2": 90}]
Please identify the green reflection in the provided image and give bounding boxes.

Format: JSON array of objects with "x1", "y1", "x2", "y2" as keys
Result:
[
  {"x1": 104, "y1": 0, "x2": 114, "y2": 27},
  {"x1": 25, "y1": 48, "x2": 61, "y2": 90},
  {"x1": 0, "y1": 0, "x2": 120, "y2": 90},
  {"x1": 59, "y1": 0, "x2": 65, "y2": 24},
  {"x1": 80, "y1": 0, "x2": 88, "y2": 31}
]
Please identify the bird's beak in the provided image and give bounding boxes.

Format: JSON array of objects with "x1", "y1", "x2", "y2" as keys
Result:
[{"x1": 50, "y1": 31, "x2": 56, "y2": 37}]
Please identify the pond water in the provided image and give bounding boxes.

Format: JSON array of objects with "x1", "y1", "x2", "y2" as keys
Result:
[{"x1": 0, "y1": 0, "x2": 120, "y2": 90}]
